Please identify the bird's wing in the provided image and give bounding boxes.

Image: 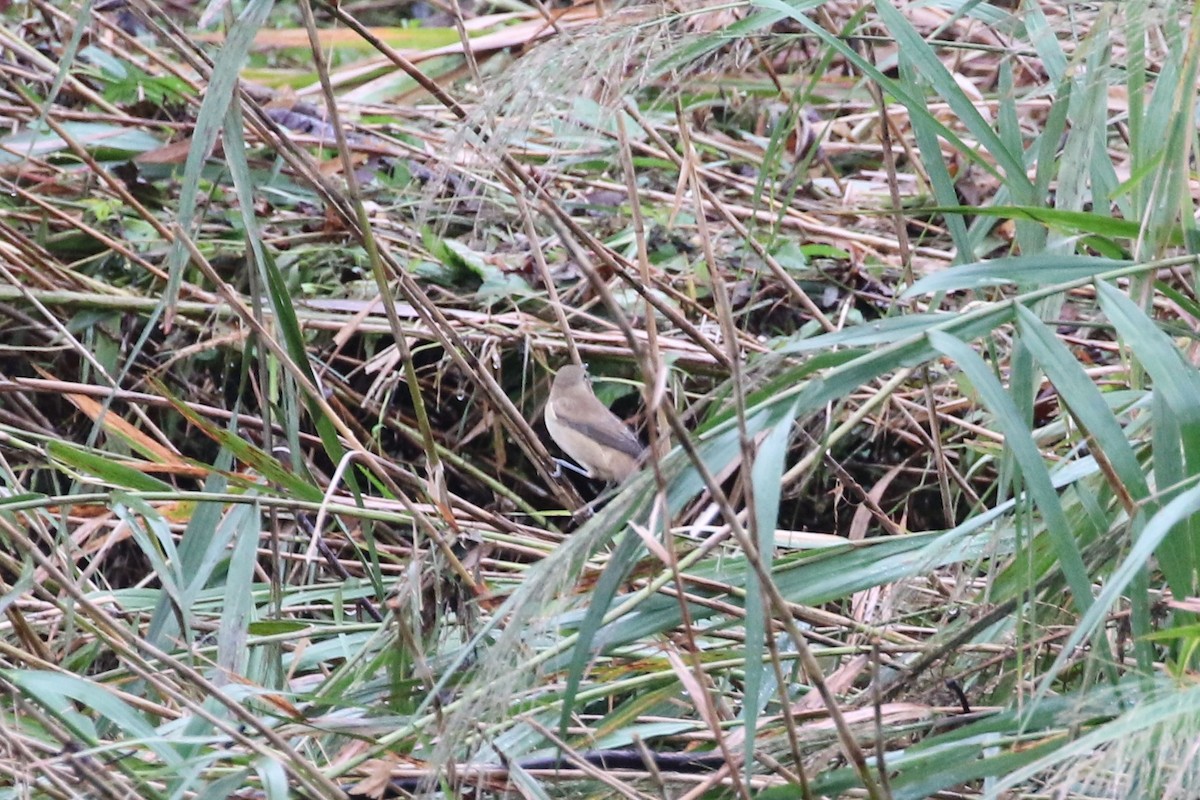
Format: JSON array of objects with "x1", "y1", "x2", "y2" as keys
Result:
[{"x1": 561, "y1": 417, "x2": 644, "y2": 459}]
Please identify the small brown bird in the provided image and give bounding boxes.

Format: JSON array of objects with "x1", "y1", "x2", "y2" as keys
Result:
[{"x1": 545, "y1": 365, "x2": 644, "y2": 483}]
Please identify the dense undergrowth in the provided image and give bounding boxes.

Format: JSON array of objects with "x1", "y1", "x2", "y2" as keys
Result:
[{"x1": 1, "y1": 0, "x2": 1200, "y2": 798}]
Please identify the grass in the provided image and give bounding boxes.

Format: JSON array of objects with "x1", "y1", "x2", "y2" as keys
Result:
[{"x1": 1, "y1": 0, "x2": 1200, "y2": 798}]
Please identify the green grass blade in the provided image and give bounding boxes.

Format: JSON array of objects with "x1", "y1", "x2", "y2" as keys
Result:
[
  {"x1": 46, "y1": 441, "x2": 173, "y2": 492},
  {"x1": 164, "y1": 0, "x2": 275, "y2": 307},
  {"x1": 904, "y1": 254, "x2": 1131, "y2": 296},
  {"x1": 927, "y1": 330, "x2": 1094, "y2": 610},
  {"x1": 1015, "y1": 304, "x2": 1150, "y2": 502},
  {"x1": 741, "y1": 403, "x2": 794, "y2": 780},
  {"x1": 1097, "y1": 279, "x2": 1200, "y2": 599},
  {"x1": 873, "y1": 0, "x2": 1028, "y2": 188}
]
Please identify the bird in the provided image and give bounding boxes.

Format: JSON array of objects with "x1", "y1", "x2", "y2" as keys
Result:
[{"x1": 544, "y1": 364, "x2": 644, "y2": 483}]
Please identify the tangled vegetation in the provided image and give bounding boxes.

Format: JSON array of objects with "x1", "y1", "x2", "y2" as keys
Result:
[{"x1": 2, "y1": 0, "x2": 1200, "y2": 797}]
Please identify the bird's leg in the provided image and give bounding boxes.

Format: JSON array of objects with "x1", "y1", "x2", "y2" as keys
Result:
[{"x1": 553, "y1": 457, "x2": 591, "y2": 478}]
